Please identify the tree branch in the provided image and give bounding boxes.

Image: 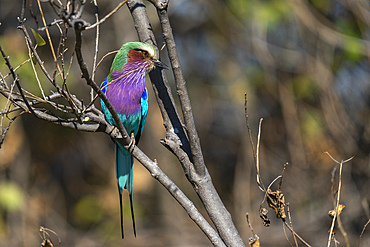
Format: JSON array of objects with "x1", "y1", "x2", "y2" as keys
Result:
[
  {"x1": 153, "y1": 0, "x2": 206, "y2": 176},
  {"x1": 128, "y1": 0, "x2": 245, "y2": 246}
]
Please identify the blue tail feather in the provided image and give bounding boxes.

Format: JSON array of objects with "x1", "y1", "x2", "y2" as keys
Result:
[{"x1": 115, "y1": 142, "x2": 136, "y2": 238}]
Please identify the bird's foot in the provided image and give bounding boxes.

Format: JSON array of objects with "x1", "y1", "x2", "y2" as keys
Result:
[{"x1": 128, "y1": 132, "x2": 136, "y2": 153}]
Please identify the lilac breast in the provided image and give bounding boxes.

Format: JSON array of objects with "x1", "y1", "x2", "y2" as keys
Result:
[{"x1": 106, "y1": 65, "x2": 147, "y2": 118}]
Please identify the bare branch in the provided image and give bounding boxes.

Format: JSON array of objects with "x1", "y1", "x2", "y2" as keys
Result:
[
  {"x1": 154, "y1": 0, "x2": 206, "y2": 176},
  {"x1": 138, "y1": 1, "x2": 245, "y2": 245},
  {"x1": 326, "y1": 153, "x2": 353, "y2": 247},
  {"x1": 283, "y1": 221, "x2": 311, "y2": 247},
  {"x1": 245, "y1": 95, "x2": 265, "y2": 192},
  {"x1": 359, "y1": 219, "x2": 370, "y2": 247}
]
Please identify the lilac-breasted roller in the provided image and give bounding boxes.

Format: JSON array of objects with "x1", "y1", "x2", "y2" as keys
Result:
[{"x1": 101, "y1": 42, "x2": 166, "y2": 238}]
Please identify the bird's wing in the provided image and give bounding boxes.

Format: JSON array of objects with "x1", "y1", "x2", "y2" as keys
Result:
[{"x1": 135, "y1": 87, "x2": 148, "y2": 144}]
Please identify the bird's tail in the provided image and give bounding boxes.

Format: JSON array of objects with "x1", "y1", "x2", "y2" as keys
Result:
[{"x1": 115, "y1": 142, "x2": 136, "y2": 238}]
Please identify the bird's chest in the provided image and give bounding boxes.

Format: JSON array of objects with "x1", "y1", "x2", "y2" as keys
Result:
[{"x1": 106, "y1": 82, "x2": 144, "y2": 121}]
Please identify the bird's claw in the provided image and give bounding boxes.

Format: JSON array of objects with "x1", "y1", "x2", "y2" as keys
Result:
[{"x1": 128, "y1": 132, "x2": 136, "y2": 153}]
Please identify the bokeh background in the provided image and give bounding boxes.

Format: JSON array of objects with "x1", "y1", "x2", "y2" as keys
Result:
[{"x1": 0, "y1": 0, "x2": 369, "y2": 246}]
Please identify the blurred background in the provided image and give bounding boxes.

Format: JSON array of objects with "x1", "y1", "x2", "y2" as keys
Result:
[{"x1": 0, "y1": 0, "x2": 369, "y2": 246}]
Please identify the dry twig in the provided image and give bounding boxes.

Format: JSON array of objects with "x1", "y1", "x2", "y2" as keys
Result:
[{"x1": 326, "y1": 152, "x2": 354, "y2": 247}]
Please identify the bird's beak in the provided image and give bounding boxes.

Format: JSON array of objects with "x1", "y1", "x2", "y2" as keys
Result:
[{"x1": 152, "y1": 59, "x2": 169, "y2": 70}]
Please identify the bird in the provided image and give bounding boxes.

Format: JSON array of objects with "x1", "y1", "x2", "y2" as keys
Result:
[{"x1": 100, "y1": 42, "x2": 167, "y2": 238}]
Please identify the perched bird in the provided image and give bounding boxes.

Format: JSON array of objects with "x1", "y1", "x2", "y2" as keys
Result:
[{"x1": 101, "y1": 42, "x2": 167, "y2": 238}]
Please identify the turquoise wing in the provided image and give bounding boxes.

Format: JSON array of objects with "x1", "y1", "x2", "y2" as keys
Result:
[
  {"x1": 100, "y1": 78, "x2": 115, "y2": 127},
  {"x1": 135, "y1": 87, "x2": 148, "y2": 144}
]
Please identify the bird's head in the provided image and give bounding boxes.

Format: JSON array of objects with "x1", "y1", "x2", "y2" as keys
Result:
[{"x1": 111, "y1": 42, "x2": 167, "y2": 76}]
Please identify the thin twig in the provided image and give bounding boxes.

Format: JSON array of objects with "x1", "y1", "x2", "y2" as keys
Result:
[
  {"x1": 359, "y1": 219, "x2": 370, "y2": 247},
  {"x1": 286, "y1": 203, "x2": 298, "y2": 247},
  {"x1": 92, "y1": 50, "x2": 118, "y2": 75},
  {"x1": 86, "y1": 0, "x2": 128, "y2": 30},
  {"x1": 53, "y1": 22, "x2": 83, "y2": 123},
  {"x1": 2, "y1": 74, "x2": 17, "y2": 115},
  {"x1": 25, "y1": 38, "x2": 46, "y2": 98},
  {"x1": 245, "y1": 213, "x2": 256, "y2": 239},
  {"x1": 0, "y1": 114, "x2": 21, "y2": 148},
  {"x1": 256, "y1": 118, "x2": 265, "y2": 191},
  {"x1": 327, "y1": 159, "x2": 344, "y2": 247},
  {"x1": 245, "y1": 94, "x2": 256, "y2": 159},
  {"x1": 261, "y1": 175, "x2": 282, "y2": 205},
  {"x1": 326, "y1": 152, "x2": 354, "y2": 247},
  {"x1": 283, "y1": 221, "x2": 311, "y2": 247},
  {"x1": 337, "y1": 214, "x2": 350, "y2": 247},
  {"x1": 91, "y1": 0, "x2": 100, "y2": 103},
  {"x1": 246, "y1": 213, "x2": 260, "y2": 247},
  {"x1": 36, "y1": 0, "x2": 63, "y2": 79},
  {"x1": 1, "y1": 57, "x2": 31, "y2": 82},
  {"x1": 0, "y1": 44, "x2": 34, "y2": 114},
  {"x1": 18, "y1": 23, "x2": 54, "y2": 84},
  {"x1": 1, "y1": 94, "x2": 66, "y2": 115},
  {"x1": 39, "y1": 226, "x2": 61, "y2": 244},
  {"x1": 282, "y1": 221, "x2": 294, "y2": 247},
  {"x1": 278, "y1": 162, "x2": 288, "y2": 190},
  {"x1": 245, "y1": 93, "x2": 263, "y2": 190}
]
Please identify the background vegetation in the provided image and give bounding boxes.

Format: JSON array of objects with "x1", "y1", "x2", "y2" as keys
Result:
[{"x1": 0, "y1": 0, "x2": 369, "y2": 246}]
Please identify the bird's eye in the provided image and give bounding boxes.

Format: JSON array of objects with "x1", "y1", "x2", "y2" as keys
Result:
[{"x1": 141, "y1": 50, "x2": 149, "y2": 57}]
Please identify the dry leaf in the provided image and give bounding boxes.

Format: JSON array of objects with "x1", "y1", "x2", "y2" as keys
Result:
[
  {"x1": 249, "y1": 236, "x2": 260, "y2": 247},
  {"x1": 266, "y1": 189, "x2": 286, "y2": 219},
  {"x1": 328, "y1": 204, "x2": 345, "y2": 218},
  {"x1": 259, "y1": 206, "x2": 270, "y2": 227}
]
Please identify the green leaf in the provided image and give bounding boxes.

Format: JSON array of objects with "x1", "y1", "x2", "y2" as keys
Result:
[{"x1": 30, "y1": 27, "x2": 46, "y2": 47}]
